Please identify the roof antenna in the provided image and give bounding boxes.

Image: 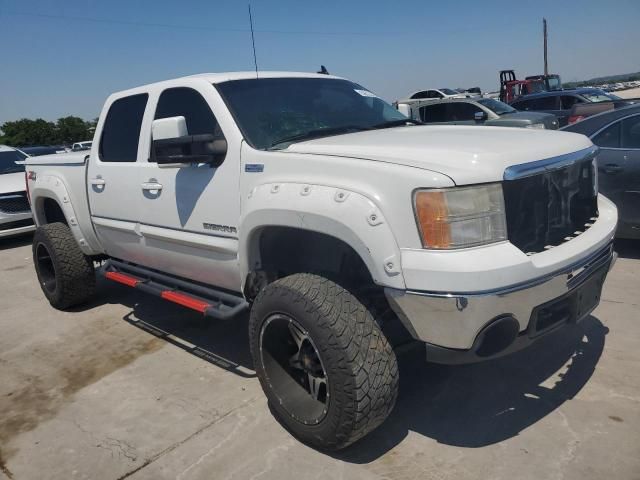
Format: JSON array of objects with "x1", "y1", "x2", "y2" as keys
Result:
[{"x1": 248, "y1": 3, "x2": 259, "y2": 79}]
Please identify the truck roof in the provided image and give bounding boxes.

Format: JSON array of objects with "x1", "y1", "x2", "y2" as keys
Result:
[{"x1": 111, "y1": 71, "x2": 344, "y2": 97}]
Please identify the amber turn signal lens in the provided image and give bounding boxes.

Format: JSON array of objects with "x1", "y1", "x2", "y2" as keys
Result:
[{"x1": 414, "y1": 191, "x2": 451, "y2": 248}]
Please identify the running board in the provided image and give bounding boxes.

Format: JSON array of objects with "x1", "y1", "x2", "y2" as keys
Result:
[{"x1": 101, "y1": 259, "x2": 249, "y2": 320}]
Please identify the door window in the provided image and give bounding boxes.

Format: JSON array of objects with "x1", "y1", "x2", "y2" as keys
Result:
[
  {"x1": 530, "y1": 96, "x2": 559, "y2": 110},
  {"x1": 99, "y1": 94, "x2": 148, "y2": 162},
  {"x1": 561, "y1": 96, "x2": 582, "y2": 109},
  {"x1": 621, "y1": 115, "x2": 640, "y2": 149},
  {"x1": 592, "y1": 122, "x2": 621, "y2": 148},
  {"x1": 419, "y1": 103, "x2": 447, "y2": 122},
  {"x1": 154, "y1": 87, "x2": 221, "y2": 137},
  {"x1": 410, "y1": 91, "x2": 429, "y2": 99},
  {"x1": 446, "y1": 103, "x2": 482, "y2": 121}
]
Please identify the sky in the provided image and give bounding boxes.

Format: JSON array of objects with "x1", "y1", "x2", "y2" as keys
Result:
[{"x1": 0, "y1": 0, "x2": 638, "y2": 124}]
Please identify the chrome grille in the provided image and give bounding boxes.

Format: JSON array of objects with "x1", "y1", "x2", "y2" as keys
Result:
[
  {"x1": 503, "y1": 152, "x2": 598, "y2": 254},
  {"x1": 0, "y1": 193, "x2": 30, "y2": 214}
]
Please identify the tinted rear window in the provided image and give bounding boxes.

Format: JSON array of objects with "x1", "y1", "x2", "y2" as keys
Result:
[{"x1": 99, "y1": 94, "x2": 148, "y2": 162}]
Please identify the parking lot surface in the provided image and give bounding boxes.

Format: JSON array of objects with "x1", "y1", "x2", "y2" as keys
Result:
[{"x1": 1, "y1": 234, "x2": 639, "y2": 480}]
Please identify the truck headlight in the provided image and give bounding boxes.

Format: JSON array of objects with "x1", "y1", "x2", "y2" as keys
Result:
[{"x1": 413, "y1": 184, "x2": 507, "y2": 249}]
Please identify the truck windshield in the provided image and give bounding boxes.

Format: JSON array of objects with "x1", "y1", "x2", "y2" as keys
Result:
[
  {"x1": 0, "y1": 150, "x2": 27, "y2": 174},
  {"x1": 215, "y1": 78, "x2": 407, "y2": 150},
  {"x1": 546, "y1": 76, "x2": 562, "y2": 90},
  {"x1": 477, "y1": 98, "x2": 517, "y2": 115}
]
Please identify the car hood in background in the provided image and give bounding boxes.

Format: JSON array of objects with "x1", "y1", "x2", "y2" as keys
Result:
[
  {"x1": 284, "y1": 125, "x2": 591, "y2": 184},
  {"x1": 0, "y1": 172, "x2": 26, "y2": 195},
  {"x1": 497, "y1": 111, "x2": 560, "y2": 129}
]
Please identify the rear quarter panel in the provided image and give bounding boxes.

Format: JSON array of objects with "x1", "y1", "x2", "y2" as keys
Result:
[{"x1": 26, "y1": 153, "x2": 104, "y2": 255}]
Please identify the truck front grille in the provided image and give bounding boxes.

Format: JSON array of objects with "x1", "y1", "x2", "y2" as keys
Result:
[
  {"x1": 503, "y1": 158, "x2": 598, "y2": 254},
  {"x1": 0, "y1": 192, "x2": 31, "y2": 215}
]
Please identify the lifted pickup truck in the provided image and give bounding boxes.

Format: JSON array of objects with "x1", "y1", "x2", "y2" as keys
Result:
[{"x1": 25, "y1": 72, "x2": 617, "y2": 450}]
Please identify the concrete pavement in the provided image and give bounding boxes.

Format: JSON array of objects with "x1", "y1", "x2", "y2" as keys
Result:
[{"x1": 1, "y1": 234, "x2": 639, "y2": 480}]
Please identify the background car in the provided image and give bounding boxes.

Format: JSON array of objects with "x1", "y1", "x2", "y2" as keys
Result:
[
  {"x1": 72, "y1": 141, "x2": 92, "y2": 151},
  {"x1": 402, "y1": 97, "x2": 559, "y2": 129},
  {"x1": 408, "y1": 88, "x2": 470, "y2": 100},
  {"x1": 510, "y1": 88, "x2": 627, "y2": 127},
  {"x1": 0, "y1": 145, "x2": 35, "y2": 238},
  {"x1": 562, "y1": 104, "x2": 640, "y2": 239},
  {"x1": 567, "y1": 98, "x2": 639, "y2": 125},
  {"x1": 19, "y1": 145, "x2": 64, "y2": 156}
]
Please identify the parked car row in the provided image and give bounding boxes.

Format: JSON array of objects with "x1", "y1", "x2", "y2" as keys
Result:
[
  {"x1": 510, "y1": 88, "x2": 625, "y2": 127},
  {"x1": 397, "y1": 97, "x2": 558, "y2": 129}
]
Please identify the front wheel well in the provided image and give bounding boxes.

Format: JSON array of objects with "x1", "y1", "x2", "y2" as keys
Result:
[{"x1": 244, "y1": 227, "x2": 374, "y2": 300}]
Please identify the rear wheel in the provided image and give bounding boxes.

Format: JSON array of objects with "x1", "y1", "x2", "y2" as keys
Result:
[
  {"x1": 33, "y1": 222, "x2": 95, "y2": 309},
  {"x1": 249, "y1": 273, "x2": 398, "y2": 450}
]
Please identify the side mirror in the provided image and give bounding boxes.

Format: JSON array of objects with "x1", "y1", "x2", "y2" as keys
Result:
[
  {"x1": 474, "y1": 111, "x2": 488, "y2": 122},
  {"x1": 151, "y1": 116, "x2": 227, "y2": 167},
  {"x1": 396, "y1": 103, "x2": 412, "y2": 118}
]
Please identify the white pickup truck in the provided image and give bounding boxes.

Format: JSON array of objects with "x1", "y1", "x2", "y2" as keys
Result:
[{"x1": 24, "y1": 72, "x2": 617, "y2": 450}]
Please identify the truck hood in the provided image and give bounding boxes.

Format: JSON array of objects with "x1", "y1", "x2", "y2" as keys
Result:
[
  {"x1": 284, "y1": 125, "x2": 592, "y2": 184},
  {"x1": 0, "y1": 171, "x2": 26, "y2": 194}
]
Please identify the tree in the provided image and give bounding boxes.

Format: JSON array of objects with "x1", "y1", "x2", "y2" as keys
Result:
[
  {"x1": 0, "y1": 116, "x2": 94, "y2": 146},
  {"x1": 55, "y1": 116, "x2": 91, "y2": 144},
  {"x1": 0, "y1": 118, "x2": 57, "y2": 146}
]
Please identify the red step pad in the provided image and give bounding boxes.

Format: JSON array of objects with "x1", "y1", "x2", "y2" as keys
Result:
[
  {"x1": 105, "y1": 271, "x2": 141, "y2": 287},
  {"x1": 161, "y1": 290, "x2": 211, "y2": 313}
]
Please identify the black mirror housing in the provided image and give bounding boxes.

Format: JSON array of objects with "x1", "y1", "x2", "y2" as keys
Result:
[{"x1": 153, "y1": 134, "x2": 227, "y2": 167}]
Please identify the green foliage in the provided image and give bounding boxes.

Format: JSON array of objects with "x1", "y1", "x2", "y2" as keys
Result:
[{"x1": 0, "y1": 116, "x2": 94, "y2": 147}]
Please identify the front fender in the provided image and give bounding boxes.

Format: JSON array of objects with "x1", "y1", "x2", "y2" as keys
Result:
[{"x1": 239, "y1": 182, "x2": 406, "y2": 290}]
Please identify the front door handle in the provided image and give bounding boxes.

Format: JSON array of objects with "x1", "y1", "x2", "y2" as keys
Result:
[
  {"x1": 141, "y1": 182, "x2": 163, "y2": 191},
  {"x1": 90, "y1": 178, "x2": 106, "y2": 186}
]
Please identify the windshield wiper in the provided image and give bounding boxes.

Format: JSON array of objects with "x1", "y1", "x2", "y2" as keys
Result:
[
  {"x1": 370, "y1": 119, "x2": 423, "y2": 129},
  {"x1": 269, "y1": 125, "x2": 371, "y2": 149}
]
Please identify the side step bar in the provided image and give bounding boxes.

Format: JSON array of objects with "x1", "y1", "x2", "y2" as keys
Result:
[{"x1": 101, "y1": 259, "x2": 249, "y2": 320}]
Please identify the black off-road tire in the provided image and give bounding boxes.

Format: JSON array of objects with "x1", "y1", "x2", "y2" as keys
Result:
[
  {"x1": 249, "y1": 273, "x2": 399, "y2": 450},
  {"x1": 32, "y1": 222, "x2": 96, "y2": 309}
]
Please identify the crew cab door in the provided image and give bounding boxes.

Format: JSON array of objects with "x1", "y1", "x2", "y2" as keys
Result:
[
  {"x1": 136, "y1": 85, "x2": 242, "y2": 292},
  {"x1": 619, "y1": 114, "x2": 640, "y2": 232},
  {"x1": 87, "y1": 93, "x2": 149, "y2": 262}
]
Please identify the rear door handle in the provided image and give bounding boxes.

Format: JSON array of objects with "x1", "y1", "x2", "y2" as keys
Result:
[
  {"x1": 600, "y1": 164, "x2": 623, "y2": 174},
  {"x1": 90, "y1": 178, "x2": 106, "y2": 186},
  {"x1": 141, "y1": 182, "x2": 163, "y2": 191}
]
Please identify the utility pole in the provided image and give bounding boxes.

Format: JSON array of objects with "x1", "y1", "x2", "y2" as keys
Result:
[{"x1": 543, "y1": 18, "x2": 548, "y2": 76}]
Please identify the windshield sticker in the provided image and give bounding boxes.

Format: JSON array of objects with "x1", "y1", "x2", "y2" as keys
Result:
[{"x1": 354, "y1": 89, "x2": 377, "y2": 98}]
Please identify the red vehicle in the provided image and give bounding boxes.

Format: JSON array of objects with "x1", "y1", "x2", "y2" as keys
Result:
[{"x1": 499, "y1": 70, "x2": 561, "y2": 103}]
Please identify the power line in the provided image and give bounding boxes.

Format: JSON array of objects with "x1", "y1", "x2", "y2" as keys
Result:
[{"x1": 3, "y1": 10, "x2": 403, "y2": 37}]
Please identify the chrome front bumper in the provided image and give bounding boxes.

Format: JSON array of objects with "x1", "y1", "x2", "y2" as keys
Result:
[
  {"x1": 0, "y1": 211, "x2": 35, "y2": 238},
  {"x1": 385, "y1": 242, "x2": 615, "y2": 357}
]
